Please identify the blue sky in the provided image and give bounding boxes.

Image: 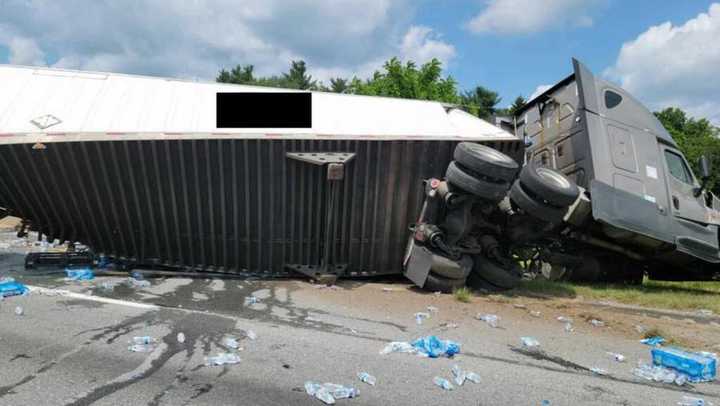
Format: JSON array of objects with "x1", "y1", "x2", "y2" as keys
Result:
[{"x1": 1, "y1": 0, "x2": 718, "y2": 122}]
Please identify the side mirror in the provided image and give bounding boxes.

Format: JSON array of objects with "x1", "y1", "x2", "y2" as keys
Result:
[
  {"x1": 694, "y1": 155, "x2": 712, "y2": 197},
  {"x1": 699, "y1": 155, "x2": 711, "y2": 180}
]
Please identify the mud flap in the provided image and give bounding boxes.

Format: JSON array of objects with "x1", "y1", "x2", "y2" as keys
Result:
[{"x1": 403, "y1": 240, "x2": 434, "y2": 288}]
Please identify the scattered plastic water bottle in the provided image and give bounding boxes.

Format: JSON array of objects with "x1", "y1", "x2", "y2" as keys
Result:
[
  {"x1": 557, "y1": 316, "x2": 572, "y2": 323},
  {"x1": 589, "y1": 319, "x2": 605, "y2": 327},
  {"x1": 246, "y1": 330, "x2": 257, "y2": 340},
  {"x1": 131, "y1": 271, "x2": 144, "y2": 280},
  {"x1": 590, "y1": 367, "x2": 608, "y2": 376},
  {"x1": 564, "y1": 323, "x2": 574, "y2": 333},
  {"x1": 451, "y1": 364, "x2": 467, "y2": 386},
  {"x1": 415, "y1": 312, "x2": 430, "y2": 325},
  {"x1": 427, "y1": 306, "x2": 439, "y2": 314},
  {"x1": 305, "y1": 381, "x2": 322, "y2": 396},
  {"x1": 678, "y1": 395, "x2": 710, "y2": 406},
  {"x1": 433, "y1": 376, "x2": 454, "y2": 391},
  {"x1": 131, "y1": 336, "x2": 156, "y2": 345},
  {"x1": 14, "y1": 305, "x2": 23, "y2": 316},
  {"x1": 530, "y1": 311, "x2": 541, "y2": 317},
  {"x1": 314, "y1": 387, "x2": 336, "y2": 404},
  {"x1": 127, "y1": 277, "x2": 150, "y2": 288},
  {"x1": 244, "y1": 296, "x2": 258, "y2": 306},
  {"x1": 466, "y1": 372, "x2": 481, "y2": 383},
  {"x1": 330, "y1": 386, "x2": 358, "y2": 399},
  {"x1": 128, "y1": 343, "x2": 154, "y2": 352},
  {"x1": 380, "y1": 341, "x2": 416, "y2": 355},
  {"x1": 223, "y1": 337, "x2": 240, "y2": 349},
  {"x1": 357, "y1": 372, "x2": 376, "y2": 386},
  {"x1": 541, "y1": 401, "x2": 551, "y2": 406},
  {"x1": 0, "y1": 276, "x2": 15, "y2": 283},
  {"x1": 607, "y1": 352, "x2": 625, "y2": 362},
  {"x1": 205, "y1": 352, "x2": 241, "y2": 366},
  {"x1": 477, "y1": 313, "x2": 499, "y2": 328},
  {"x1": 177, "y1": 332, "x2": 185, "y2": 344},
  {"x1": 521, "y1": 336, "x2": 540, "y2": 349}
]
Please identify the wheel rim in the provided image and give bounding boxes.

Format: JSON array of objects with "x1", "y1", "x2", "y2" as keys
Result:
[{"x1": 537, "y1": 167, "x2": 571, "y2": 190}]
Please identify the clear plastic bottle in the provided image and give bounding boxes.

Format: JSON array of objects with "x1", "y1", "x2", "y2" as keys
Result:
[
  {"x1": 131, "y1": 336, "x2": 156, "y2": 345},
  {"x1": 521, "y1": 336, "x2": 540, "y2": 349},
  {"x1": 451, "y1": 364, "x2": 466, "y2": 386},
  {"x1": 466, "y1": 372, "x2": 481, "y2": 383},
  {"x1": 14, "y1": 306, "x2": 23, "y2": 316},
  {"x1": 223, "y1": 337, "x2": 240, "y2": 349},
  {"x1": 433, "y1": 376, "x2": 454, "y2": 391},
  {"x1": 357, "y1": 372, "x2": 376, "y2": 386},
  {"x1": 177, "y1": 332, "x2": 186, "y2": 344}
]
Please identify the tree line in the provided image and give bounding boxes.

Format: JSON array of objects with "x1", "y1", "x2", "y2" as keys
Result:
[
  {"x1": 217, "y1": 59, "x2": 719, "y2": 193},
  {"x1": 217, "y1": 58, "x2": 527, "y2": 121}
]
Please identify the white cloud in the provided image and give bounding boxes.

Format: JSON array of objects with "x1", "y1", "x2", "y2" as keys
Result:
[
  {"x1": 466, "y1": 0, "x2": 600, "y2": 35},
  {"x1": 399, "y1": 26, "x2": 456, "y2": 66},
  {"x1": 529, "y1": 84, "x2": 552, "y2": 100},
  {"x1": 605, "y1": 3, "x2": 720, "y2": 124},
  {"x1": 6, "y1": 37, "x2": 45, "y2": 65},
  {"x1": 0, "y1": 0, "x2": 454, "y2": 84}
]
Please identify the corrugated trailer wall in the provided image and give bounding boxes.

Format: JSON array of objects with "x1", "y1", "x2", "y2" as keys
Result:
[{"x1": 0, "y1": 138, "x2": 522, "y2": 276}]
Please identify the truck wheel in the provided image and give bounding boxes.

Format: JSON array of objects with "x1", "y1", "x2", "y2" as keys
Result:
[
  {"x1": 519, "y1": 164, "x2": 579, "y2": 207},
  {"x1": 430, "y1": 254, "x2": 472, "y2": 279},
  {"x1": 446, "y1": 161, "x2": 510, "y2": 201},
  {"x1": 509, "y1": 180, "x2": 566, "y2": 223},
  {"x1": 563, "y1": 256, "x2": 603, "y2": 282},
  {"x1": 454, "y1": 142, "x2": 520, "y2": 182},
  {"x1": 468, "y1": 254, "x2": 522, "y2": 290},
  {"x1": 423, "y1": 272, "x2": 467, "y2": 293}
]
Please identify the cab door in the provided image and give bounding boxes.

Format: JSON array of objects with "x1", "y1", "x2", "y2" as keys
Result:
[
  {"x1": 661, "y1": 147, "x2": 706, "y2": 223},
  {"x1": 661, "y1": 146, "x2": 719, "y2": 258}
]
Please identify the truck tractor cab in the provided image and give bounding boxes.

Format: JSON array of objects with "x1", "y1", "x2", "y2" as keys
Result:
[{"x1": 404, "y1": 58, "x2": 720, "y2": 293}]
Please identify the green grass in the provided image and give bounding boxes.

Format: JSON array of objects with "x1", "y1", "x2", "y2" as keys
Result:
[
  {"x1": 453, "y1": 287, "x2": 473, "y2": 303},
  {"x1": 512, "y1": 278, "x2": 720, "y2": 314}
]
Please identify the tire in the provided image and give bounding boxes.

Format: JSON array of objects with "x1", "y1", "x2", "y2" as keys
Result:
[
  {"x1": 563, "y1": 256, "x2": 602, "y2": 283},
  {"x1": 466, "y1": 271, "x2": 504, "y2": 292},
  {"x1": 519, "y1": 164, "x2": 579, "y2": 207},
  {"x1": 423, "y1": 272, "x2": 467, "y2": 293},
  {"x1": 430, "y1": 254, "x2": 472, "y2": 280},
  {"x1": 454, "y1": 142, "x2": 519, "y2": 182},
  {"x1": 509, "y1": 180, "x2": 566, "y2": 223},
  {"x1": 470, "y1": 254, "x2": 522, "y2": 290},
  {"x1": 446, "y1": 161, "x2": 510, "y2": 201}
]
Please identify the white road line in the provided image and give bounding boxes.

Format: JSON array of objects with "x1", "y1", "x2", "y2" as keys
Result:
[{"x1": 27, "y1": 285, "x2": 159, "y2": 310}]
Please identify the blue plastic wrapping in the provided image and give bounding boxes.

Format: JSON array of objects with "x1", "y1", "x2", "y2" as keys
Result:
[
  {"x1": 652, "y1": 347, "x2": 716, "y2": 382},
  {"x1": 0, "y1": 281, "x2": 28, "y2": 297},
  {"x1": 411, "y1": 335, "x2": 460, "y2": 358}
]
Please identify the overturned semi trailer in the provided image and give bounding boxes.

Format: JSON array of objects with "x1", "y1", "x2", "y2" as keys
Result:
[{"x1": 0, "y1": 64, "x2": 522, "y2": 277}]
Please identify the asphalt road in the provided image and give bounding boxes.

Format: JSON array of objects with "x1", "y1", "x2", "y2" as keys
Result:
[{"x1": 0, "y1": 251, "x2": 719, "y2": 405}]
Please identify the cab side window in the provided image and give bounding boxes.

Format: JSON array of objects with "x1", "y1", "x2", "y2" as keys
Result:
[{"x1": 664, "y1": 150, "x2": 693, "y2": 185}]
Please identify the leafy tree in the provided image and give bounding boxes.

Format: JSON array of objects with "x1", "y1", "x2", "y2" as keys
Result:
[
  {"x1": 348, "y1": 58, "x2": 459, "y2": 104},
  {"x1": 329, "y1": 77, "x2": 349, "y2": 93},
  {"x1": 460, "y1": 86, "x2": 501, "y2": 120},
  {"x1": 655, "y1": 107, "x2": 720, "y2": 195},
  {"x1": 283, "y1": 60, "x2": 317, "y2": 90},
  {"x1": 216, "y1": 64, "x2": 256, "y2": 84},
  {"x1": 508, "y1": 96, "x2": 527, "y2": 117}
]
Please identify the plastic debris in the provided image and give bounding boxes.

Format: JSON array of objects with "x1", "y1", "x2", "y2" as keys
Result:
[
  {"x1": 205, "y1": 352, "x2": 241, "y2": 366},
  {"x1": 244, "y1": 296, "x2": 258, "y2": 306},
  {"x1": 177, "y1": 332, "x2": 186, "y2": 344},
  {"x1": 635, "y1": 324, "x2": 647, "y2": 334},
  {"x1": 65, "y1": 268, "x2": 94, "y2": 281},
  {"x1": 14, "y1": 305, "x2": 23, "y2": 316},
  {"x1": 433, "y1": 291, "x2": 442, "y2": 297},
  {"x1": 556, "y1": 316, "x2": 572, "y2": 323},
  {"x1": 131, "y1": 336, "x2": 156, "y2": 345},
  {"x1": 131, "y1": 271, "x2": 144, "y2": 280},
  {"x1": 0, "y1": 276, "x2": 15, "y2": 284},
  {"x1": 513, "y1": 303, "x2": 527, "y2": 309},
  {"x1": 530, "y1": 311, "x2": 541, "y2": 318},
  {"x1": 411, "y1": 336, "x2": 460, "y2": 358},
  {"x1": 541, "y1": 401, "x2": 551, "y2": 406},
  {"x1": 223, "y1": 337, "x2": 240, "y2": 349},
  {"x1": 433, "y1": 376, "x2": 454, "y2": 391},
  {"x1": 641, "y1": 336, "x2": 666, "y2": 346},
  {"x1": 521, "y1": 336, "x2": 540, "y2": 349},
  {"x1": 357, "y1": 372, "x2": 376, "y2": 386},
  {"x1": 415, "y1": 312, "x2": 430, "y2": 325},
  {"x1": 652, "y1": 346, "x2": 717, "y2": 382},
  {"x1": 633, "y1": 362, "x2": 689, "y2": 386},
  {"x1": 697, "y1": 309, "x2": 714, "y2": 317},
  {"x1": 590, "y1": 367, "x2": 608, "y2": 376},
  {"x1": 466, "y1": 372, "x2": 481, "y2": 384},
  {"x1": 678, "y1": 395, "x2": 712, "y2": 406},
  {"x1": 564, "y1": 323, "x2": 574, "y2": 333},
  {"x1": 440, "y1": 322, "x2": 459, "y2": 329},
  {"x1": 1, "y1": 281, "x2": 28, "y2": 298},
  {"x1": 477, "y1": 314, "x2": 499, "y2": 328},
  {"x1": 304, "y1": 382, "x2": 358, "y2": 404},
  {"x1": 380, "y1": 341, "x2": 416, "y2": 355},
  {"x1": 128, "y1": 344, "x2": 154, "y2": 352},
  {"x1": 589, "y1": 319, "x2": 605, "y2": 327},
  {"x1": 607, "y1": 352, "x2": 626, "y2": 362},
  {"x1": 246, "y1": 330, "x2": 257, "y2": 340},
  {"x1": 427, "y1": 306, "x2": 439, "y2": 314},
  {"x1": 451, "y1": 364, "x2": 466, "y2": 386},
  {"x1": 127, "y1": 277, "x2": 151, "y2": 288},
  {"x1": 382, "y1": 287, "x2": 394, "y2": 292}
]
